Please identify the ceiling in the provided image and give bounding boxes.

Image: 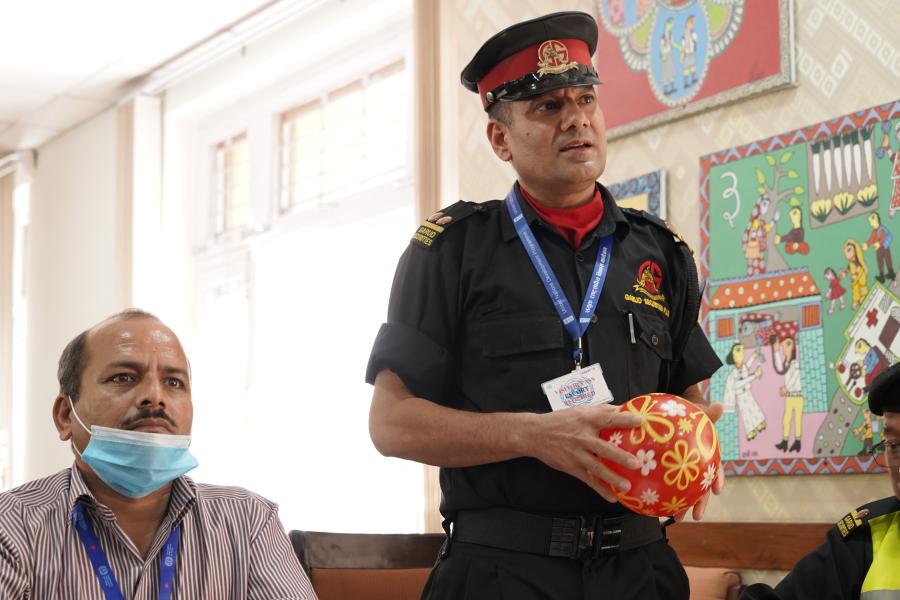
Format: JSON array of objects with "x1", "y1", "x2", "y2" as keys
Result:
[{"x1": 0, "y1": 0, "x2": 274, "y2": 156}]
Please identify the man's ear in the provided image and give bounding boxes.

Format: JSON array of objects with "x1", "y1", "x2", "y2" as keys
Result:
[
  {"x1": 53, "y1": 394, "x2": 73, "y2": 441},
  {"x1": 486, "y1": 120, "x2": 512, "y2": 162}
]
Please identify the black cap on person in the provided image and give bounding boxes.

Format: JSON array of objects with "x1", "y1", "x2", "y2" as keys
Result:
[
  {"x1": 868, "y1": 362, "x2": 900, "y2": 416},
  {"x1": 460, "y1": 11, "x2": 601, "y2": 111}
]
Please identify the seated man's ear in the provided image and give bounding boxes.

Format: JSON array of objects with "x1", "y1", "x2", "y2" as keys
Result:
[{"x1": 53, "y1": 394, "x2": 74, "y2": 441}]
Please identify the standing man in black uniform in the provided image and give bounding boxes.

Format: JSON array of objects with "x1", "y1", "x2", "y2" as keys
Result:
[{"x1": 366, "y1": 11, "x2": 723, "y2": 600}]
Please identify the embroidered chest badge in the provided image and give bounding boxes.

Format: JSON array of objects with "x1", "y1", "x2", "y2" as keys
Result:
[
  {"x1": 537, "y1": 40, "x2": 579, "y2": 76},
  {"x1": 625, "y1": 260, "x2": 670, "y2": 317}
]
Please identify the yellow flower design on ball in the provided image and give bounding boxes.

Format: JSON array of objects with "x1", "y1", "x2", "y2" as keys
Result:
[
  {"x1": 661, "y1": 495, "x2": 687, "y2": 515},
  {"x1": 661, "y1": 439, "x2": 701, "y2": 491},
  {"x1": 625, "y1": 395, "x2": 675, "y2": 446}
]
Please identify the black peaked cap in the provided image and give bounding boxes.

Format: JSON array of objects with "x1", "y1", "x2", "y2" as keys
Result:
[{"x1": 460, "y1": 11, "x2": 599, "y2": 92}]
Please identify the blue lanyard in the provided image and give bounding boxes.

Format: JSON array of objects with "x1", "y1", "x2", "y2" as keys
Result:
[
  {"x1": 72, "y1": 501, "x2": 181, "y2": 600},
  {"x1": 505, "y1": 185, "x2": 614, "y2": 366}
]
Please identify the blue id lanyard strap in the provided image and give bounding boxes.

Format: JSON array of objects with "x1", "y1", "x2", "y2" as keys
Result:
[
  {"x1": 72, "y1": 501, "x2": 181, "y2": 600},
  {"x1": 505, "y1": 185, "x2": 614, "y2": 366}
]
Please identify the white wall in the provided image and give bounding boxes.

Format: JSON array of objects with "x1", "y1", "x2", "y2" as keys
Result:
[{"x1": 24, "y1": 108, "x2": 126, "y2": 479}]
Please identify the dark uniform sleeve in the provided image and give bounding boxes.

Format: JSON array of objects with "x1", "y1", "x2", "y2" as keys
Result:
[
  {"x1": 740, "y1": 525, "x2": 869, "y2": 600},
  {"x1": 365, "y1": 208, "x2": 466, "y2": 406},
  {"x1": 662, "y1": 227, "x2": 721, "y2": 394},
  {"x1": 667, "y1": 323, "x2": 722, "y2": 394}
]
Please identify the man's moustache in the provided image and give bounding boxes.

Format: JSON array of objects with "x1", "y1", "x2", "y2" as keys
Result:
[{"x1": 121, "y1": 408, "x2": 176, "y2": 428}]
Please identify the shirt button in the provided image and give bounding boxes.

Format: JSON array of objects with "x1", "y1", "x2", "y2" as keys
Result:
[
  {"x1": 575, "y1": 252, "x2": 585, "y2": 262},
  {"x1": 650, "y1": 334, "x2": 659, "y2": 346},
  {"x1": 590, "y1": 314, "x2": 598, "y2": 324}
]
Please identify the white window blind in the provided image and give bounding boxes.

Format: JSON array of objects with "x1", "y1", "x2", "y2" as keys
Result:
[
  {"x1": 211, "y1": 133, "x2": 251, "y2": 235},
  {"x1": 278, "y1": 61, "x2": 407, "y2": 212}
]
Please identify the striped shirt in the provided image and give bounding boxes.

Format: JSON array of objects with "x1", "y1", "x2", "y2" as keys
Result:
[{"x1": 0, "y1": 466, "x2": 317, "y2": 599}]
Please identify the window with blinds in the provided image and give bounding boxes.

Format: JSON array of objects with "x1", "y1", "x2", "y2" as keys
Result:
[
  {"x1": 211, "y1": 133, "x2": 250, "y2": 235},
  {"x1": 277, "y1": 61, "x2": 406, "y2": 212}
]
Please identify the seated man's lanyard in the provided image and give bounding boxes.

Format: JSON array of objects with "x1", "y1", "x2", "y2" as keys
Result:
[
  {"x1": 71, "y1": 501, "x2": 181, "y2": 600},
  {"x1": 505, "y1": 185, "x2": 614, "y2": 368}
]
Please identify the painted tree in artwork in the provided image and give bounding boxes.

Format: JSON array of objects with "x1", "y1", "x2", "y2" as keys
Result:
[
  {"x1": 743, "y1": 150, "x2": 806, "y2": 275},
  {"x1": 756, "y1": 149, "x2": 806, "y2": 207}
]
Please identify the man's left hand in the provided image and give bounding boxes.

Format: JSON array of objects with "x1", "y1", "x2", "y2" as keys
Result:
[{"x1": 673, "y1": 396, "x2": 725, "y2": 522}]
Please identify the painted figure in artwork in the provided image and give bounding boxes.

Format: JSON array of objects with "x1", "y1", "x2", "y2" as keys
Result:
[
  {"x1": 774, "y1": 198, "x2": 809, "y2": 255},
  {"x1": 882, "y1": 121, "x2": 900, "y2": 217},
  {"x1": 841, "y1": 239, "x2": 869, "y2": 310},
  {"x1": 823, "y1": 267, "x2": 847, "y2": 314},
  {"x1": 722, "y1": 342, "x2": 767, "y2": 441},
  {"x1": 743, "y1": 195, "x2": 774, "y2": 275},
  {"x1": 771, "y1": 330, "x2": 803, "y2": 453},
  {"x1": 853, "y1": 408, "x2": 876, "y2": 456},
  {"x1": 659, "y1": 18, "x2": 677, "y2": 95},
  {"x1": 679, "y1": 15, "x2": 698, "y2": 87},
  {"x1": 862, "y1": 212, "x2": 895, "y2": 283},
  {"x1": 856, "y1": 338, "x2": 888, "y2": 391}
]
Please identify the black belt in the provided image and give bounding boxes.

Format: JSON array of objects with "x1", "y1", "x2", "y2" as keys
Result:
[{"x1": 450, "y1": 508, "x2": 664, "y2": 560}]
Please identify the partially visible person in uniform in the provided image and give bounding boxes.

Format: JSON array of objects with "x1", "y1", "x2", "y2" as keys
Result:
[
  {"x1": 366, "y1": 12, "x2": 723, "y2": 600},
  {"x1": 0, "y1": 309, "x2": 316, "y2": 600},
  {"x1": 741, "y1": 361, "x2": 900, "y2": 600}
]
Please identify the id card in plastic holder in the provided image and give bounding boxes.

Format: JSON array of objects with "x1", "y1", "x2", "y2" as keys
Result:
[{"x1": 541, "y1": 363, "x2": 613, "y2": 411}]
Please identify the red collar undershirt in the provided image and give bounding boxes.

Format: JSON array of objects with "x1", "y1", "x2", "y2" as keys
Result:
[{"x1": 519, "y1": 184, "x2": 605, "y2": 248}]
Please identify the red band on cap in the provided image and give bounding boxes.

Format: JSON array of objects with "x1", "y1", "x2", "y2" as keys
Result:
[{"x1": 477, "y1": 38, "x2": 592, "y2": 108}]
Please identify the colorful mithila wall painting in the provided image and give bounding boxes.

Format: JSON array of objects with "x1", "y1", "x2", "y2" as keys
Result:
[
  {"x1": 700, "y1": 100, "x2": 900, "y2": 476},
  {"x1": 595, "y1": 0, "x2": 795, "y2": 138},
  {"x1": 608, "y1": 169, "x2": 666, "y2": 218}
]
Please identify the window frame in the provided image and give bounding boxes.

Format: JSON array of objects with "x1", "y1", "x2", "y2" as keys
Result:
[
  {"x1": 193, "y1": 27, "x2": 410, "y2": 254},
  {"x1": 276, "y1": 60, "x2": 408, "y2": 215}
]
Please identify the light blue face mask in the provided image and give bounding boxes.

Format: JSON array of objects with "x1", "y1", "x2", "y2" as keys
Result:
[{"x1": 69, "y1": 397, "x2": 199, "y2": 498}]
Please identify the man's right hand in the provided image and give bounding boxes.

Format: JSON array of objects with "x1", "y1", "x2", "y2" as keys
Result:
[
  {"x1": 522, "y1": 406, "x2": 644, "y2": 503},
  {"x1": 371, "y1": 370, "x2": 642, "y2": 503}
]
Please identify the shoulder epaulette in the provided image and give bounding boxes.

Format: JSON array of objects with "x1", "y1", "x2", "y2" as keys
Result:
[
  {"x1": 836, "y1": 496, "x2": 900, "y2": 539},
  {"x1": 621, "y1": 208, "x2": 694, "y2": 254},
  {"x1": 411, "y1": 200, "x2": 484, "y2": 249}
]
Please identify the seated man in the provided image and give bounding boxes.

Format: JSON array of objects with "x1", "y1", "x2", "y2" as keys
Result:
[
  {"x1": 742, "y1": 362, "x2": 900, "y2": 600},
  {"x1": 0, "y1": 309, "x2": 316, "y2": 599}
]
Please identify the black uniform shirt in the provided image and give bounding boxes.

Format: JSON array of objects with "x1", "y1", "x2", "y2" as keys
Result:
[
  {"x1": 741, "y1": 496, "x2": 900, "y2": 600},
  {"x1": 366, "y1": 183, "x2": 722, "y2": 519}
]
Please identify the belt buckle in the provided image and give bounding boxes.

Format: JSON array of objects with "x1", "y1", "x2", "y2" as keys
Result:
[
  {"x1": 550, "y1": 516, "x2": 591, "y2": 559},
  {"x1": 550, "y1": 515, "x2": 624, "y2": 559},
  {"x1": 577, "y1": 516, "x2": 598, "y2": 558},
  {"x1": 593, "y1": 516, "x2": 624, "y2": 558}
]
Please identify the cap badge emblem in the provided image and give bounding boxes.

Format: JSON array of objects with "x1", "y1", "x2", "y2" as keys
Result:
[{"x1": 536, "y1": 40, "x2": 579, "y2": 76}]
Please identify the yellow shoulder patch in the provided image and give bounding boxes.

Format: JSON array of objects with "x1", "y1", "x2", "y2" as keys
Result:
[
  {"x1": 836, "y1": 508, "x2": 869, "y2": 539},
  {"x1": 411, "y1": 220, "x2": 445, "y2": 248}
]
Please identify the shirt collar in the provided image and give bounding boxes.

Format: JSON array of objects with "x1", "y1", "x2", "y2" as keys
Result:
[
  {"x1": 500, "y1": 182, "x2": 630, "y2": 244},
  {"x1": 67, "y1": 464, "x2": 198, "y2": 525}
]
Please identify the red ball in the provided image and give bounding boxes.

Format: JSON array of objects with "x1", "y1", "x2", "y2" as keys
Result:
[{"x1": 598, "y1": 393, "x2": 721, "y2": 517}]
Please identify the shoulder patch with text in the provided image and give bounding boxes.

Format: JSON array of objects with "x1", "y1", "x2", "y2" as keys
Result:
[
  {"x1": 411, "y1": 220, "x2": 445, "y2": 248},
  {"x1": 836, "y1": 508, "x2": 869, "y2": 539}
]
